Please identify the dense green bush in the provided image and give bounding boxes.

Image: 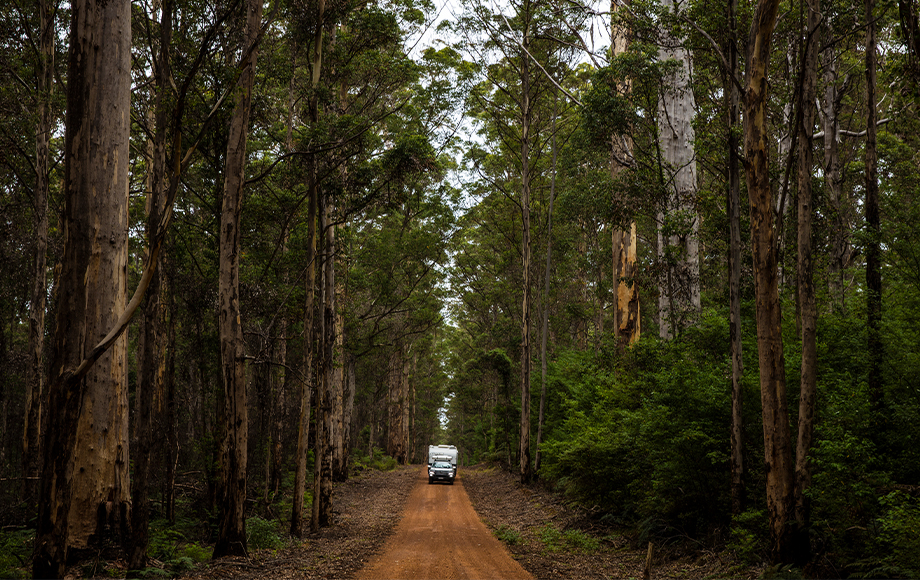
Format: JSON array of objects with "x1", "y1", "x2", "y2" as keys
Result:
[
  {"x1": 541, "y1": 310, "x2": 742, "y2": 538},
  {"x1": 353, "y1": 447, "x2": 399, "y2": 472},
  {"x1": 536, "y1": 300, "x2": 920, "y2": 573},
  {"x1": 246, "y1": 516, "x2": 286, "y2": 551}
]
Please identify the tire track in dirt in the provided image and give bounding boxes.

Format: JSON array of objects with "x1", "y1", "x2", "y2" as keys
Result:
[{"x1": 355, "y1": 468, "x2": 533, "y2": 580}]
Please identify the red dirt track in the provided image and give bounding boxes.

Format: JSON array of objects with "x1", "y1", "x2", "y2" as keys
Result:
[{"x1": 355, "y1": 468, "x2": 533, "y2": 580}]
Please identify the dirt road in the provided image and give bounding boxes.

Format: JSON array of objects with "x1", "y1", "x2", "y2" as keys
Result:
[{"x1": 355, "y1": 468, "x2": 533, "y2": 580}]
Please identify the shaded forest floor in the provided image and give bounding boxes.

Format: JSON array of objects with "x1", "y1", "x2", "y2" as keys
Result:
[
  {"x1": 179, "y1": 463, "x2": 761, "y2": 580},
  {"x1": 13, "y1": 463, "x2": 765, "y2": 578},
  {"x1": 463, "y1": 465, "x2": 762, "y2": 579}
]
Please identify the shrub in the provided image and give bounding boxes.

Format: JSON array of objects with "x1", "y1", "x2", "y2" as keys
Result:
[
  {"x1": 246, "y1": 516, "x2": 286, "y2": 551},
  {"x1": 494, "y1": 525, "x2": 522, "y2": 546}
]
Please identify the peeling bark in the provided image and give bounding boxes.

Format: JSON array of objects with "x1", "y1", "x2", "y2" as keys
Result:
[{"x1": 33, "y1": 0, "x2": 132, "y2": 575}]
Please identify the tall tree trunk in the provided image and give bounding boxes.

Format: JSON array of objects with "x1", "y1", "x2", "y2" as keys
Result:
[
  {"x1": 321, "y1": 195, "x2": 336, "y2": 510},
  {"x1": 332, "y1": 265, "x2": 345, "y2": 481},
  {"x1": 657, "y1": 0, "x2": 700, "y2": 339},
  {"x1": 290, "y1": 175, "x2": 316, "y2": 537},
  {"x1": 214, "y1": 0, "x2": 264, "y2": 558},
  {"x1": 33, "y1": 0, "x2": 132, "y2": 574},
  {"x1": 726, "y1": 0, "x2": 745, "y2": 517},
  {"x1": 864, "y1": 0, "x2": 884, "y2": 444},
  {"x1": 794, "y1": 0, "x2": 821, "y2": 563},
  {"x1": 822, "y1": 49, "x2": 848, "y2": 310},
  {"x1": 23, "y1": 0, "x2": 54, "y2": 506},
  {"x1": 535, "y1": 89, "x2": 558, "y2": 476},
  {"x1": 744, "y1": 0, "x2": 795, "y2": 564},
  {"x1": 164, "y1": 272, "x2": 178, "y2": 524},
  {"x1": 271, "y1": 318, "x2": 286, "y2": 496},
  {"x1": 387, "y1": 341, "x2": 408, "y2": 462},
  {"x1": 343, "y1": 349, "x2": 355, "y2": 466},
  {"x1": 518, "y1": 2, "x2": 533, "y2": 485},
  {"x1": 130, "y1": 3, "x2": 173, "y2": 567},
  {"x1": 312, "y1": 195, "x2": 334, "y2": 529},
  {"x1": 611, "y1": 0, "x2": 640, "y2": 349}
]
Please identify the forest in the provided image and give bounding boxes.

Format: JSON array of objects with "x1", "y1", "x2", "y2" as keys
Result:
[{"x1": 1, "y1": 0, "x2": 919, "y2": 576}]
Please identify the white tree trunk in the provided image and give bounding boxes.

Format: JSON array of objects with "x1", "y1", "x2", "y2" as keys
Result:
[{"x1": 657, "y1": 0, "x2": 699, "y2": 338}]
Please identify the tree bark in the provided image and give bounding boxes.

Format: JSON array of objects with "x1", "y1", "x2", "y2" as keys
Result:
[
  {"x1": 610, "y1": 0, "x2": 640, "y2": 350},
  {"x1": 535, "y1": 89, "x2": 558, "y2": 476},
  {"x1": 821, "y1": 48, "x2": 849, "y2": 310},
  {"x1": 291, "y1": 159, "x2": 317, "y2": 537},
  {"x1": 726, "y1": 0, "x2": 744, "y2": 517},
  {"x1": 793, "y1": 0, "x2": 821, "y2": 563},
  {"x1": 519, "y1": 1, "x2": 533, "y2": 485},
  {"x1": 213, "y1": 0, "x2": 264, "y2": 558},
  {"x1": 657, "y1": 0, "x2": 700, "y2": 339},
  {"x1": 312, "y1": 195, "x2": 334, "y2": 530},
  {"x1": 130, "y1": 2, "x2": 173, "y2": 568},
  {"x1": 292, "y1": 9, "x2": 324, "y2": 532},
  {"x1": 744, "y1": 0, "x2": 795, "y2": 564},
  {"x1": 332, "y1": 264, "x2": 346, "y2": 481},
  {"x1": 33, "y1": 0, "x2": 132, "y2": 574},
  {"x1": 23, "y1": 0, "x2": 54, "y2": 506}
]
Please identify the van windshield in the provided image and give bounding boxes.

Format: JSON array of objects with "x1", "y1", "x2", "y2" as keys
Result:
[{"x1": 433, "y1": 462, "x2": 452, "y2": 469}]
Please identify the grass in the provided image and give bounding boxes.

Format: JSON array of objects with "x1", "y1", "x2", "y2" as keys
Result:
[
  {"x1": 537, "y1": 524, "x2": 599, "y2": 553},
  {"x1": 494, "y1": 524, "x2": 522, "y2": 546}
]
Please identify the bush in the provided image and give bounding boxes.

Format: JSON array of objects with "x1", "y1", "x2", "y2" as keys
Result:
[
  {"x1": 246, "y1": 517, "x2": 286, "y2": 551},
  {"x1": 353, "y1": 447, "x2": 399, "y2": 472},
  {"x1": 494, "y1": 524, "x2": 522, "y2": 546},
  {"x1": 865, "y1": 491, "x2": 920, "y2": 577},
  {"x1": 727, "y1": 508, "x2": 767, "y2": 565}
]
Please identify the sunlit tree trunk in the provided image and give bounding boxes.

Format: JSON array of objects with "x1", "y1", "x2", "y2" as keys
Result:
[
  {"x1": 214, "y1": 0, "x2": 264, "y2": 558},
  {"x1": 611, "y1": 0, "x2": 640, "y2": 349},
  {"x1": 744, "y1": 0, "x2": 795, "y2": 563},
  {"x1": 33, "y1": 0, "x2": 132, "y2": 574}
]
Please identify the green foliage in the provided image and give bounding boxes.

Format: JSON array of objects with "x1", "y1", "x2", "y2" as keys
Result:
[
  {"x1": 536, "y1": 524, "x2": 598, "y2": 553},
  {"x1": 540, "y1": 311, "x2": 737, "y2": 537},
  {"x1": 246, "y1": 517, "x2": 287, "y2": 551},
  {"x1": 353, "y1": 447, "x2": 399, "y2": 472},
  {"x1": 145, "y1": 517, "x2": 213, "y2": 575},
  {"x1": 866, "y1": 491, "x2": 920, "y2": 577},
  {"x1": 493, "y1": 525, "x2": 522, "y2": 546},
  {"x1": 0, "y1": 529, "x2": 33, "y2": 579},
  {"x1": 727, "y1": 509, "x2": 767, "y2": 565}
]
